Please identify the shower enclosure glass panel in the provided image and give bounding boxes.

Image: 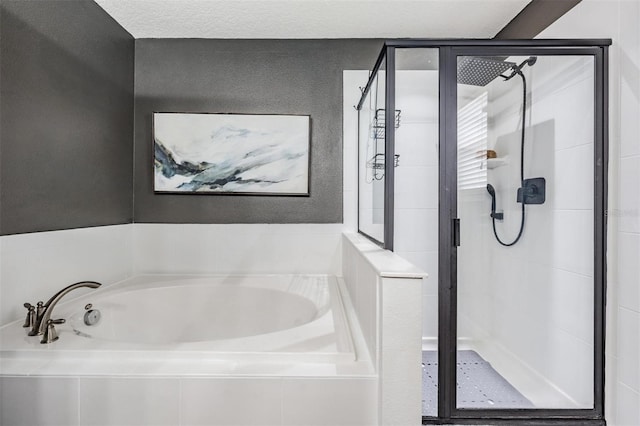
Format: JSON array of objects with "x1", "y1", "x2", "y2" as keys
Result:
[
  {"x1": 392, "y1": 48, "x2": 440, "y2": 417},
  {"x1": 358, "y1": 57, "x2": 387, "y2": 244},
  {"x1": 456, "y1": 54, "x2": 595, "y2": 410}
]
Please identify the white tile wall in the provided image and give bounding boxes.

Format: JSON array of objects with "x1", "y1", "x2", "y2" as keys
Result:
[
  {"x1": 379, "y1": 276, "x2": 422, "y2": 426},
  {"x1": 79, "y1": 378, "x2": 180, "y2": 426},
  {"x1": 1, "y1": 376, "x2": 376, "y2": 426},
  {"x1": 342, "y1": 234, "x2": 379, "y2": 365},
  {"x1": 180, "y1": 378, "x2": 282, "y2": 426},
  {"x1": 392, "y1": 70, "x2": 440, "y2": 322},
  {"x1": 617, "y1": 307, "x2": 640, "y2": 393},
  {"x1": 281, "y1": 378, "x2": 377, "y2": 426},
  {"x1": 538, "y1": 0, "x2": 640, "y2": 423},
  {"x1": 617, "y1": 382, "x2": 640, "y2": 426},
  {"x1": 132, "y1": 223, "x2": 344, "y2": 276},
  {"x1": 1, "y1": 377, "x2": 79, "y2": 426},
  {"x1": 618, "y1": 155, "x2": 640, "y2": 233},
  {"x1": 0, "y1": 224, "x2": 133, "y2": 326},
  {"x1": 456, "y1": 49, "x2": 598, "y2": 407},
  {"x1": 393, "y1": 209, "x2": 438, "y2": 253},
  {"x1": 341, "y1": 233, "x2": 424, "y2": 426},
  {"x1": 618, "y1": 232, "x2": 640, "y2": 312}
]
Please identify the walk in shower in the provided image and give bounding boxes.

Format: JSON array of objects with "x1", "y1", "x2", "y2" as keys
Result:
[{"x1": 356, "y1": 40, "x2": 609, "y2": 425}]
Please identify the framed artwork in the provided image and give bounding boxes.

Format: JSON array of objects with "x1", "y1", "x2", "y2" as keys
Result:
[{"x1": 153, "y1": 112, "x2": 310, "y2": 195}]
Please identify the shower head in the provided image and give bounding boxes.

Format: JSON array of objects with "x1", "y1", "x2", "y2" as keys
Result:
[
  {"x1": 503, "y1": 56, "x2": 538, "y2": 81},
  {"x1": 457, "y1": 57, "x2": 516, "y2": 87}
]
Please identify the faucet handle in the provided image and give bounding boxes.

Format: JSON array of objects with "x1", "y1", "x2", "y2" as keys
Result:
[
  {"x1": 40, "y1": 318, "x2": 65, "y2": 344},
  {"x1": 22, "y1": 303, "x2": 35, "y2": 328},
  {"x1": 36, "y1": 301, "x2": 45, "y2": 316}
]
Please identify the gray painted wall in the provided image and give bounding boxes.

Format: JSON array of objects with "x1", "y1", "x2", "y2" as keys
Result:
[
  {"x1": 134, "y1": 39, "x2": 381, "y2": 223},
  {"x1": 0, "y1": 0, "x2": 134, "y2": 235}
]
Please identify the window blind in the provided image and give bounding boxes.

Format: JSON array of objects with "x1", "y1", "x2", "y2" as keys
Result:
[{"x1": 457, "y1": 92, "x2": 488, "y2": 190}]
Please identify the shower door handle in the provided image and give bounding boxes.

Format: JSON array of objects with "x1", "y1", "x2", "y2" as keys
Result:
[{"x1": 453, "y1": 218, "x2": 461, "y2": 247}]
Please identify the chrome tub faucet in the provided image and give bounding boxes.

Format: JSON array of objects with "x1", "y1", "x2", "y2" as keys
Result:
[{"x1": 23, "y1": 281, "x2": 101, "y2": 344}]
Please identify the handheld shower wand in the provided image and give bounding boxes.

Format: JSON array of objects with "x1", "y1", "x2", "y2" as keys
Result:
[{"x1": 486, "y1": 184, "x2": 503, "y2": 220}]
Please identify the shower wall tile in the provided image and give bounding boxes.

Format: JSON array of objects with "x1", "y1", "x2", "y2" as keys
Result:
[
  {"x1": 617, "y1": 382, "x2": 640, "y2": 426},
  {"x1": 522, "y1": 0, "x2": 635, "y2": 420},
  {"x1": 617, "y1": 307, "x2": 640, "y2": 393},
  {"x1": 552, "y1": 210, "x2": 594, "y2": 277},
  {"x1": 0, "y1": 224, "x2": 133, "y2": 326},
  {"x1": 619, "y1": 155, "x2": 640, "y2": 234},
  {"x1": 548, "y1": 268, "x2": 594, "y2": 345},
  {"x1": 393, "y1": 209, "x2": 438, "y2": 253},
  {"x1": 468, "y1": 43, "x2": 600, "y2": 407},
  {"x1": 618, "y1": 232, "x2": 640, "y2": 312},
  {"x1": 395, "y1": 123, "x2": 439, "y2": 168},
  {"x1": 394, "y1": 166, "x2": 438, "y2": 209},
  {"x1": 552, "y1": 75, "x2": 595, "y2": 151},
  {"x1": 547, "y1": 330, "x2": 595, "y2": 407},
  {"x1": 620, "y1": 79, "x2": 640, "y2": 159},
  {"x1": 343, "y1": 189, "x2": 358, "y2": 232},
  {"x1": 553, "y1": 144, "x2": 595, "y2": 211},
  {"x1": 421, "y1": 294, "x2": 438, "y2": 338}
]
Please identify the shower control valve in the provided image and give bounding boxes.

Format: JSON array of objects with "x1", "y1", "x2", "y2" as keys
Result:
[{"x1": 517, "y1": 177, "x2": 546, "y2": 205}]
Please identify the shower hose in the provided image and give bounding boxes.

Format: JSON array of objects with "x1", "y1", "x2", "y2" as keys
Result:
[{"x1": 491, "y1": 70, "x2": 527, "y2": 247}]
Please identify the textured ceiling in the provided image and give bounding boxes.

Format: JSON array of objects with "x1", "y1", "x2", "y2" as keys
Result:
[{"x1": 95, "y1": 0, "x2": 532, "y2": 39}]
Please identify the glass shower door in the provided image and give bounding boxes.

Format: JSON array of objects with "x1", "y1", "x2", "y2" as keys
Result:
[{"x1": 455, "y1": 53, "x2": 596, "y2": 411}]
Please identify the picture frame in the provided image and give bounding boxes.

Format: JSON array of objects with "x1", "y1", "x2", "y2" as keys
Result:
[{"x1": 153, "y1": 112, "x2": 310, "y2": 195}]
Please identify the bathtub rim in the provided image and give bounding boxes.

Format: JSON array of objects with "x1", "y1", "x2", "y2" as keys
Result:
[
  {"x1": 0, "y1": 274, "x2": 375, "y2": 377},
  {"x1": 0, "y1": 277, "x2": 375, "y2": 378}
]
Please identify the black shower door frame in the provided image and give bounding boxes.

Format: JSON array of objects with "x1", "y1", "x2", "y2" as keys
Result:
[
  {"x1": 357, "y1": 39, "x2": 611, "y2": 426},
  {"x1": 357, "y1": 39, "x2": 610, "y2": 425},
  {"x1": 432, "y1": 43, "x2": 608, "y2": 426}
]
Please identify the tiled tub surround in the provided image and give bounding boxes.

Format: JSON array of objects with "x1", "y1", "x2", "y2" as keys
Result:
[
  {"x1": 0, "y1": 224, "x2": 381, "y2": 426},
  {"x1": 0, "y1": 273, "x2": 377, "y2": 426}
]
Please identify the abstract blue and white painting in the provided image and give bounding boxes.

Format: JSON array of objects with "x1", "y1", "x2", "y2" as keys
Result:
[{"x1": 153, "y1": 113, "x2": 310, "y2": 194}]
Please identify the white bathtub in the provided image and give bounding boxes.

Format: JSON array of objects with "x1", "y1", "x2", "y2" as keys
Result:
[{"x1": 0, "y1": 274, "x2": 357, "y2": 373}]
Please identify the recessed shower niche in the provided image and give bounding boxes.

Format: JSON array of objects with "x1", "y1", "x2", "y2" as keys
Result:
[{"x1": 356, "y1": 39, "x2": 610, "y2": 426}]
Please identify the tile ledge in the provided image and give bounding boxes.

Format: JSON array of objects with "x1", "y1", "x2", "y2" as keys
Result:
[{"x1": 343, "y1": 233, "x2": 428, "y2": 280}]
